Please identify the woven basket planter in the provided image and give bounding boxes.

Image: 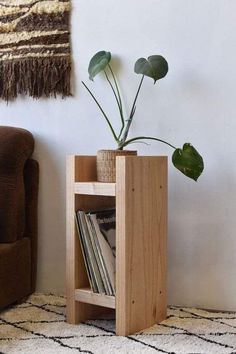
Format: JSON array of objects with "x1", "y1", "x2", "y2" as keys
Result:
[{"x1": 97, "y1": 150, "x2": 137, "y2": 182}]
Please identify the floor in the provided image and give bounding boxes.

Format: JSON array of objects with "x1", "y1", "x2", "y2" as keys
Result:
[{"x1": 1, "y1": 294, "x2": 236, "y2": 353}]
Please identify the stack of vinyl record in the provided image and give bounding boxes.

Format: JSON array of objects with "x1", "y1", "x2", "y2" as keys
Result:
[{"x1": 75, "y1": 208, "x2": 116, "y2": 296}]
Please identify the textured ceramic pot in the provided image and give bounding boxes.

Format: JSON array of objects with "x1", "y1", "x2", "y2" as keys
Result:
[{"x1": 97, "y1": 149, "x2": 137, "y2": 182}]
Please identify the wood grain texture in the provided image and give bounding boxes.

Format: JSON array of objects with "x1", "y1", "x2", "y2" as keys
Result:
[
  {"x1": 66, "y1": 155, "x2": 80, "y2": 323},
  {"x1": 74, "y1": 182, "x2": 116, "y2": 196},
  {"x1": 116, "y1": 156, "x2": 167, "y2": 336},
  {"x1": 66, "y1": 156, "x2": 115, "y2": 324},
  {"x1": 66, "y1": 155, "x2": 167, "y2": 334},
  {"x1": 75, "y1": 288, "x2": 115, "y2": 309}
]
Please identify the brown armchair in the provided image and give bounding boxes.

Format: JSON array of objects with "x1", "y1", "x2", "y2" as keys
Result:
[{"x1": 0, "y1": 126, "x2": 39, "y2": 308}]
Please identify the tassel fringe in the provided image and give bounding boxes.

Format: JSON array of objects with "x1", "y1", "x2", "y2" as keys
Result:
[{"x1": 0, "y1": 57, "x2": 71, "y2": 102}]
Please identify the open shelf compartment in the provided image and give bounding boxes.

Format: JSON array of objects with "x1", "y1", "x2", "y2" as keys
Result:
[{"x1": 66, "y1": 155, "x2": 167, "y2": 336}]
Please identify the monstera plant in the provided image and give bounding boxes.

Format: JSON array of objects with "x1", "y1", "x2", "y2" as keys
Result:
[{"x1": 82, "y1": 51, "x2": 204, "y2": 182}]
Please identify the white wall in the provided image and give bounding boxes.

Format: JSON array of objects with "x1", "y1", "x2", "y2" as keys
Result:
[{"x1": 1, "y1": 0, "x2": 236, "y2": 310}]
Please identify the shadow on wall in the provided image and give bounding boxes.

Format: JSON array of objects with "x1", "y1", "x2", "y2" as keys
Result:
[
  {"x1": 33, "y1": 133, "x2": 66, "y2": 293},
  {"x1": 168, "y1": 166, "x2": 236, "y2": 310}
]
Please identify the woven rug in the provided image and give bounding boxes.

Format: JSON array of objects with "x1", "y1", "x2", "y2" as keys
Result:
[
  {"x1": 0, "y1": 0, "x2": 71, "y2": 101},
  {"x1": 1, "y1": 294, "x2": 236, "y2": 354}
]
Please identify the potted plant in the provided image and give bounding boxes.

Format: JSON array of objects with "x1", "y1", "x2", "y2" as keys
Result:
[{"x1": 82, "y1": 51, "x2": 204, "y2": 182}]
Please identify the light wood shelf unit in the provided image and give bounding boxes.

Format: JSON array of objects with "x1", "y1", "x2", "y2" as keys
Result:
[{"x1": 66, "y1": 155, "x2": 167, "y2": 336}]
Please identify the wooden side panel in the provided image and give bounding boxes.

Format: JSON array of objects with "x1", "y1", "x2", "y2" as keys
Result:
[
  {"x1": 66, "y1": 155, "x2": 80, "y2": 323},
  {"x1": 66, "y1": 156, "x2": 115, "y2": 323},
  {"x1": 116, "y1": 156, "x2": 167, "y2": 335},
  {"x1": 74, "y1": 156, "x2": 97, "y2": 182}
]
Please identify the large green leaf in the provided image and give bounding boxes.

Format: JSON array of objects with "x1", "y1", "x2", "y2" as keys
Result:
[
  {"x1": 88, "y1": 51, "x2": 111, "y2": 81},
  {"x1": 172, "y1": 143, "x2": 204, "y2": 181},
  {"x1": 134, "y1": 55, "x2": 168, "y2": 83}
]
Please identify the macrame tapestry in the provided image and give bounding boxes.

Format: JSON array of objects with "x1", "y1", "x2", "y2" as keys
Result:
[{"x1": 0, "y1": 0, "x2": 71, "y2": 101}]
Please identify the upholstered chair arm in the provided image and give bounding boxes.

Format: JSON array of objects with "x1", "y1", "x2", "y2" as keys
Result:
[{"x1": 0, "y1": 126, "x2": 34, "y2": 243}]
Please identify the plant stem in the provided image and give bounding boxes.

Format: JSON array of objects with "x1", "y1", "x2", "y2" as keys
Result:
[
  {"x1": 108, "y1": 65, "x2": 124, "y2": 121},
  {"x1": 121, "y1": 75, "x2": 145, "y2": 144},
  {"x1": 108, "y1": 64, "x2": 125, "y2": 139},
  {"x1": 120, "y1": 136, "x2": 177, "y2": 150},
  {"x1": 104, "y1": 71, "x2": 124, "y2": 134},
  {"x1": 104, "y1": 71, "x2": 120, "y2": 108},
  {"x1": 130, "y1": 75, "x2": 144, "y2": 119},
  {"x1": 82, "y1": 81, "x2": 118, "y2": 143}
]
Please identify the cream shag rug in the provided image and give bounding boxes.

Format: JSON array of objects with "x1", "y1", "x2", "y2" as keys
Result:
[{"x1": 1, "y1": 294, "x2": 236, "y2": 354}]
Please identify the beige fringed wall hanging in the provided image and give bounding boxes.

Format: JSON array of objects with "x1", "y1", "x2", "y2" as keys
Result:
[{"x1": 0, "y1": 0, "x2": 71, "y2": 101}]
